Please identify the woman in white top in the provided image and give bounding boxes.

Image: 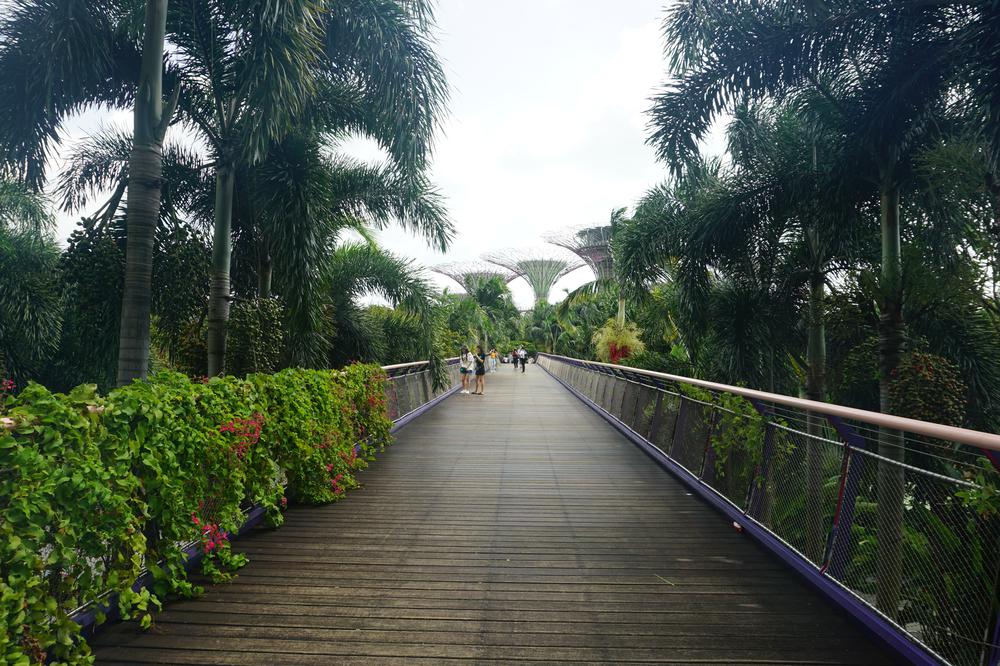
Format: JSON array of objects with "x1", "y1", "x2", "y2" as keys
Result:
[{"x1": 459, "y1": 346, "x2": 474, "y2": 394}]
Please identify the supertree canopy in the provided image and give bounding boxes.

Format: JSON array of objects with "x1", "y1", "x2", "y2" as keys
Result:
[
  {"x1": 483, "y1": 248, "x2": 583, "y2": 303},
  {"x1": 543, "y1": 224, "x2": 614, "y2": 280},
  {"x1": 431, "y1": 261, "x2": 517, "y2": 294}
]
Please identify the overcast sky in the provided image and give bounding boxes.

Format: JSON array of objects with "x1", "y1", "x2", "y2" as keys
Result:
[
  {"x1": 53, "y1": 1, "x2": 724, "y2": 310},
  {"x1": 375, "y1": 0, "x2": 672, "y2": 308}
]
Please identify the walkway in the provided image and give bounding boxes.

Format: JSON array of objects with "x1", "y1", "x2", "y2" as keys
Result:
[{"x1": 94, "y1": 366, "x2": 893, "y2": 664}]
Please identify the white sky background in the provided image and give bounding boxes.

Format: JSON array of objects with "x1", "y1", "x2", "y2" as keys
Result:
[{"x1": 51, "y1": 0, "x2": 727, "y2": 310}]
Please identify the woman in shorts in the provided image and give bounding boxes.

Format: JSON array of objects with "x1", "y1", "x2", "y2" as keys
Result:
[
  {"x1": 473, "y1": 345, "x2": 487, "y2": 395},
  {"x1": 459, "y1": 346, "x2": 473, "y2": 394}
]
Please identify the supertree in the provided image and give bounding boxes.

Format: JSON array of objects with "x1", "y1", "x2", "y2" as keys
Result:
[
  {"x1": 483, "y1": 248, "x2": 583, "y2": 303},
  {"x1": 543, "y1": 224, "x2": 614, "y2": 280},
  {"x1": 431, "y1": 261, "x2": 516, "y2": 294}
]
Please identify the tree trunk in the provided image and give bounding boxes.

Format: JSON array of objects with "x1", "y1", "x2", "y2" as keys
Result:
[
  {"x1": 258, "y1": 254, "x2": 272, "y2": 299},
  {"x1": 116, "y1": 0, "x2": 170, "y2": 387},
  {"x1": 875, "y1": 178, "x2": 906, "y2": 619},
  {"x1": 987, "y1": 172, "x2": 1000, "y2": 299},
  {"x1": 616, "y1": 295, "x2": 626, "y2": 327},
  {"x1": 805, "y1": 268, "x2": 827, "y2": 563},
  {"x1": 207, "y1": 165, "x2": 236, "y2": 376}
]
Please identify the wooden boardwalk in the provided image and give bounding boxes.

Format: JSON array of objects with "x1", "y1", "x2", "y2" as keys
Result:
[{"x1": 94, "y1": 366, "x2": 894, "y2": 665}]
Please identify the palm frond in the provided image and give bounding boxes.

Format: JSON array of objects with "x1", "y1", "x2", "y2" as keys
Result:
[
  {"x1": 56, "y1": 125, "x2": 209, "y2": 223},
  {"x1": 0, "y1": 179, "x2": 54, "y2": 233},
  {"x1": 323, "y1": 0, "x2": 449, "y2": 173},
  {"x1": 0, "y1": 0, "x2": 140, "y2": 187},
  {"x1": 0, "y1": 226, "x2": 63, "y2": 379}
]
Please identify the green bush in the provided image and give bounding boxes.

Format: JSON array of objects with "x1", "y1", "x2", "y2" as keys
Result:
[
  {"x1": 625, "y1": 348, "x2": 694, "y2": 376},
  {"x1": 592, "y1": 319, "x2": 645, "y2": 364},
  {"x1": 0, "y1": 364, "x2": 390, "y2": 664},
  {"x1": 225, "y1": 297, "x2": 286, "y2": 376},
  {"x1": 888, "y1": 351, "x2": 966, "y2": 426}
]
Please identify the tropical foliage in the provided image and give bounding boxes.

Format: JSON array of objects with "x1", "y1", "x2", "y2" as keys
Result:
[
  {"x1": 0, "y1": 364, "x2": 389, "y2": 664},
  {"x1": 0, "y1": 0, "x2": 450, "y2": 381}
]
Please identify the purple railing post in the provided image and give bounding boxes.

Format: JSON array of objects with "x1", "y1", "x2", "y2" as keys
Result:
[
  {"x1": 823, "y1": 415, "x2": 866, "y2": 580},
  {"x1": 987, "y1": 602, "x2": 1000, "y2": 666},
  {"x1": 746, "y1": 399, "x2": 776, "y2": 519}
]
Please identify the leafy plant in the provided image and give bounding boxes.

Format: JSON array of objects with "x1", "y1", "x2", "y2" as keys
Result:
[
  {"x1": 888, "y1": 352, "x2": 967, "y2": 427},
  {"x1": 0, "y1": 364, "x2": 391, "y2": 664},
  {"x1": 225, "y1": 298, "x2": 286, "y2": 377},
  {"x1": 592, "y1": 319, "x2": 645, "y2": 364}
]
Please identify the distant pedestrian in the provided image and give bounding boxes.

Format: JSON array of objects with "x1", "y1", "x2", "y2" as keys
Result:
[
  {"x1": 512, "y1": 349, "x2": 519, "y2": 370},
  {"x1": 518, "y1": 346, "x2": 527, "y2": 373},
  {"x1": 459, "y1": 346, "x2": 474, "y2": 394},
  {"x1": 489, "y1": 347, "x2": 498, "y2": 373},
  {"x1": 473, "y1": 345, "x2": 487, "y2": 395}
]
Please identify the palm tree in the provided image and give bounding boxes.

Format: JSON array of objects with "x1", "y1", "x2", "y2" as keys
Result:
[
  {"x1": 633, "y1": 103, "x2": 874, "y2": 557},
  {"x1": 0, "y1": 0, "x2": 449, "y2": 378},
  {"x1": 467, "y1": 277, "x2": 520, "y2": 350},
  {"x1": 0, "y1": 181, "x2": 61, "y2": 381},
  {"x1": 645, "y1": 1, "x2": 973, "y2": 616},
  {"x1": 0, "y1": 180, "x2": 56, "y2": 233},
  {"x1": 439, "y1": 276, "x2": 519, "y2": 352},
  {"x1": 165, "y1": 0, "x2": 448, "y2": 375},
  {"x1": 325, "y1": 243, "x2": 444, "y2": 384},
  {"x1": 525, "y1": 301, "x2": 563, "y2": 354},
  {"x1": 0, "y1": 0, "x2": 177, "y2": 385},
  {"x1": 240, "y1": 133, "x2": 451, "y2": 367},
  {"x1": 616, "y1": 159, "x2": 727, "y2": 375},
  {"x1": 556, "y1": 209, "x2": 627, "y2": 319},
  {"x1": 118, "y1": 0, "x2": 177, "y2": 386},
  {"x1": 58, "y1": 127, "x2": 451, "y2": 372}
]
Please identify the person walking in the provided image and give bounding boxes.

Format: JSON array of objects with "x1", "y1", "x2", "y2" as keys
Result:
[
  {"x1": 472, "y1": 345, "x2": 487, "y2": 395},
  {"x1": 518, "y1": 346, "x2": 527, "y2": 373},
  {"x1": 512, "y1": 348, "x2": 519, "y2": 371},
  {"x1": 489, "y1": 348, "x2": 498, "y2": 373},
  {"x1": 459, "y1": 346, "x2": 474, "y2": 394}
]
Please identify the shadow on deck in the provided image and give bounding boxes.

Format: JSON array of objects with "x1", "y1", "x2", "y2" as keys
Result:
[{"x1": 93, "y1": 365, "x2": 893, "y2": 665}]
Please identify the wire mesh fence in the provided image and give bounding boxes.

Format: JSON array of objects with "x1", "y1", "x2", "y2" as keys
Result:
[
  {"x1": 383, "y1": 360, "x2": 461, "y2": 422},
  {"x1": 537, "y1": 353, "x2": 1000, "y2": 666}
]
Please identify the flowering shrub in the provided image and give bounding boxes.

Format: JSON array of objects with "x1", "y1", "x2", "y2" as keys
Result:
[
  {"x1": 0, "y1": 377, "x2": 14, "y2": 410},
  {"x1": 592, "y1": 319, "x2": 645, "y2": 364},
  {"x1": 0, "y1": 364, "x2": 391, "y2": 664}
]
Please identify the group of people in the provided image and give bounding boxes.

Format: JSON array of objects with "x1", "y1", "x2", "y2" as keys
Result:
[
  {"x1": 459, "y1": 346, "x2": 487, "y2": 395},
  {"x1": 510, "y1": 346, "x2": 528, "y2": 372},
  {"x1": 458, "y1": 345, "x2": 530, "y2": 395}
]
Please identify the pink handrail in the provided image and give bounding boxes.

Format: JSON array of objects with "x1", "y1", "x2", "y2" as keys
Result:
[{"x1": 539, "y1": 353, "x2": 1000, "y2": 452}]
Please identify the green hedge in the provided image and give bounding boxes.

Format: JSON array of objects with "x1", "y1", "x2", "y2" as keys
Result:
[{"x1": 0, "y1": 364, "x2": 391, "y2": 665}]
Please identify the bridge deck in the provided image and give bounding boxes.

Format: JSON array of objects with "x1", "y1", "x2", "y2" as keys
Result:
[{"x1": 94, "y1": 366, "x2": 893, "y2": 665}]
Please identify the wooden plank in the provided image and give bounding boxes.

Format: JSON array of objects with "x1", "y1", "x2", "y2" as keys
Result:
[
  {"x1": 96, "y1": 634, "x2": 891, "y2": 664},
  {"x1": 94, "y1": 369, "x2": 893, "y2": 665}
]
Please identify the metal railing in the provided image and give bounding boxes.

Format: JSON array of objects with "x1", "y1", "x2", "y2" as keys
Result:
[
  {"x1": 537, "y1": 353, "x2": 1000, "y2": 666},
  {"x1": 382, "y1": 357, "x2": 461, "y2": 423}
]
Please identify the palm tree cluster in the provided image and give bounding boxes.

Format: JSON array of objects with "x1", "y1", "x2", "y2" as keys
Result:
[{"x1": 0, "y1": 0, "x2": 452, "y2": 389}]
